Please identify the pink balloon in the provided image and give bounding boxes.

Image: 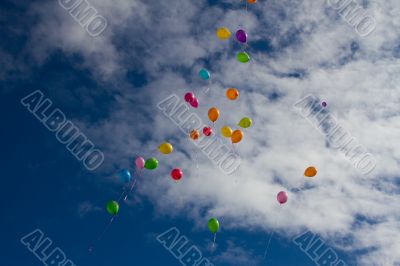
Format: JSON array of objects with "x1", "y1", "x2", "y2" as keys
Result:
[
  {"x1": 190, "y1": 97, "x2": 199, "y2": 108},
  {"x1": 184, "y1": 92, "x2": 195, "y2": 103},
  {"x1": 135, "y1": 156, "x2": 145, "y2": 169},
  {"x1": 277, "y1": 191, "x2": 288, "y2": 204}
]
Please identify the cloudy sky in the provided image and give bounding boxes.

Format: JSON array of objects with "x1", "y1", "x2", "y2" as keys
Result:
[{"x1": 1, "y1": 0, "x2": 400, "y2": 265}]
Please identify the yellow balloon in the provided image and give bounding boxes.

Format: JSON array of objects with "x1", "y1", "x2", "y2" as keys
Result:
[
  {"x1": 231, "y1": 130, "x2": 243, "y2": 144},
  {"x1": 221, "y1": 126, "x2": 233, "y2": 138},
  {"x1": 159, "y1": 142, "x2": 173, "y2": 154},
  {"x1": 216, "y1": 27, "x2": 231, "y2": 40}
]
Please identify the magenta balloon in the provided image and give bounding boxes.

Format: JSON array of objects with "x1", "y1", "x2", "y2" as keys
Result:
[
  {"x1": 135, "y1": 156, "x2": 145, "y2": 169},
  {"x1": 236, "y1": 29, "x2": 247, "y2": 43},
  {"x1": 184, "y1": 92, "x2": 195, "y2": 103},
  {"x1": 277, "y1": 191, "x2": 288, "y2": 204},
  {"x1": 190, "y1": 97, "x2": 199, "y2": 108}
]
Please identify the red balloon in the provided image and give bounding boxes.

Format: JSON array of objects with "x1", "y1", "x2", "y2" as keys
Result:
[
  {"x1": 184, "y1": 92, "x2": 195, "y2": 103},
  {"x1": 203, "y1": 126, "x2": 212, "y2": 136},
  {"x1": 171, "y1": 168, "x2": 183, "y2": 181},
  {"x1": 190, "y1": 97, "x2": 199, "y2": 108}
]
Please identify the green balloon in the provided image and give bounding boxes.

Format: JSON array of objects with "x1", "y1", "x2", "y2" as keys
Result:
[
  {"x1": 238, "y1": 117, "x2": 252, "y2": 128},
  {"x1": 237, "y1": 52, "x2": 250, "y2": 63},
  {"x1": 208, "y1": 218, "x2": 219, "y2": 233},
  {"x1": 106, "y1": 201, "x2": 119, "y2": 215},
  {"x1": 144, "y1": 157, "x2": 158, "y2": 170}
]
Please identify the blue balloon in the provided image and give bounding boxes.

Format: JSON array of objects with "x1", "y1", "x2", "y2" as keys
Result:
[
  {"x1": 119, "y1": 169, "x2": 131, "y2": 183},
  {"x1": 199, "y1": 68, "x2": 210, "y2": 80}
]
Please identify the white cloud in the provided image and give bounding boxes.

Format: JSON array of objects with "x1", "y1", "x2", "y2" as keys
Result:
[{"x1": 21, "y1": 0, "x2": 400, "y2": 264}]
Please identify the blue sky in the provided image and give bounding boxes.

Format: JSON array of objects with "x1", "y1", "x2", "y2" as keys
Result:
[{"x1": 1, "y1": 0, "x2": 400, "y2": 265}]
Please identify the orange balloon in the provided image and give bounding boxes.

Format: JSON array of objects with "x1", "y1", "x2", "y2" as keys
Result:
[
  {"x1": 208, "y1": 107, "x2": 220, "y2": 122},
  {"x1": 226, "y1": 88, "x2": 239, "y2": 100},
  {"x1": 231, "y1": 130, "x2": 243, "y2": 143},
  {"x1": 304, "y1": 166, "x2": 317, "y2": 177},
  {"x1": 190, "y1": 130, "x2": 200, "y2": 140},
  {"x1": 247, "y1": 0, "x2": 257, "y2": 3}
]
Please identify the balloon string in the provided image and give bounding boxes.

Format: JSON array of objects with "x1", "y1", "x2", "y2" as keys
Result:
[
  {"x1": 263, "y1": 205, "x2": 283, "y2": 261},
  {"x1": 88, "y1": 215, "x2": 117, "y2": 253},
  {"x1": 212, "y1": 233, "x2": 217, "y2": 247},
  {"x1": 124, "y1": 178, "x2": 137, "y2": 201}
]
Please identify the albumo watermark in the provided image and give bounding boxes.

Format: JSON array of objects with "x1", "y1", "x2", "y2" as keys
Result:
[
  {"x1": 327, "y1": 0, "x2": 376, "y2": 37},
  {"x1": 157, "y1": 94, "x2": 241, "y2": 175},
  {"x1": 157, "y1": 227, "x2": 214, "y2": 266},
  {"x1": 21, "y1": 229, "x2": 76, "y2": 266},
  {"x1": 21, "y1": 90, "x2": 104, "y2": 171},
  {"x1": 294, "y1": 95, "x2": 376, "y2": 175},
  {"x1": 58, "y1": 0, "x2": 108, "y2": 37}
]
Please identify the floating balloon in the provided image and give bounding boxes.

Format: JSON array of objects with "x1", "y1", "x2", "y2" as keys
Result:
[
  {"x1": 171, "y1": 168, "x2": 183, "y2": 181},
  {"x1": 247, "y1": 0, "x2": 257, "y2": 3},
  {"x1": 135, "y1": 157, "x2": 145, "y2": 170},
  {"x1": 221, "y1": 126, "x2": 233, "y2": 138},
  {"x1": 184, "y1": 92, "x2": 195, "y2": 103},
  {"x1": 216, "y1": 27, "x2": 231, "y2": 40},
  {"x1": 208, "y1": 107, "x2": 220, "y2": 123},
  {"x1": 203, "y1": 126, "x2": 212, "y2": 136},
  {"x1": 190, "y1": 129, "x2": 200, "y2": 140},
  {"x1": 236, "y1": 29, "x2": 247, "y2": 43},
  {"x1": 144, "y1": 158, "x2": 158, "y2": 170},
  {"x1": 159, "y1": 142, "x2": 173, "y2": 154},
  {"x1": 322, "y1": 101, "x2": 327, "y2": 107},
  {"x1": 277, "y1": 191, "x2": 288, "y2": 204},
  {"x1": 190, "y1": 97, "x2": 199, "y2": 108},
  {"x1": 237, "y1": 52, "x2": 250, "y2": 63},
  {"x1": 118, "y1": 169, "x2": 131, "y2": 183},
  {"x1": 106, "y1": 201, "x2": 119, "y2": 215},
  {"x1": 238, "y1": 117, "x2": 252, "y2": 128},
  {"x1": 304, "y1": 166, "x2": 317, "y2": 177},
  {"x1": 208, "y1": 218, "x2": 220, "y2": 233},
  {"x1": 199, "y1": 68, "x2": 211, "y2": 80},
  {"x1": 226, "y1": 88, "x2": 239, "y2": 100},
  {"x1": 231, "y1": 129, "x2": 243, "y2": 143}
]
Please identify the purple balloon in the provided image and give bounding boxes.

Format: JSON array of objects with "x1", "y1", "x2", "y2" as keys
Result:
[
  {"x1": 321, "y1": 101, "x2": 327, "y2": 107},
  {"x1": 277, "y1": 191, "x2": 288, "y2": 204},
  {"x1": 236, "y1": 29, "x2": 247, "y2": 43},
  {"x1": 184, "y1": 92, "x2": 195, "y2": 103},
  {"x1": 190, "y1": 97, "x2": 199, "y2": 108}
]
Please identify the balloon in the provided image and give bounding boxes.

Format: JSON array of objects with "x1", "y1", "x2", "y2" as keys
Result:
[
  {"x1": 199, "y1": 69, "x2": 211, "y2": 80},
  {"x1": 203, "y1": 126, "x2": 212, "y2": 136},
  {"x1": 221, "y1": 126, "x2": 233, "y2": 138},
  {"x1": 118, "y1": 169, "x2": 131, "y2": 183},
  {"x1": 238, "y1": 117, "x2": 252, "y2": 128},
  {"x1": 135, "y1": 156, "x2": 145, "y2": 169},
  {"x1": 237, "y1": 52, "x2": 250, "y2": 63},
  {"x1": 216, "y1": 27, "x2": 231, "y2": 40},
  {"x1": 322, "y1": 101, "x2": 327, "y2": 107},
  {"x1": 184, "y1": 92, "x2": 195, "y2": 103},
  {"x1": 106, "y1": 201, "x2": 119, "y2": 215},
  {"x1": 171, "y1": 168, "x2": 183, "y2": 181},
  {"x1": 277, "y1": 191, "x2": 288, "y2": 204},
  {"x1": 247, "y1": 0, "x2": 257, "y2": 3},
  {"x1": 190, "y1": 97, "x2": 199, "y2": 108},
  {"x1": 208, "y1": 218, "x2": 220, "y2": 233},
  {"x1": 231, "y1": 129, "x2": 243, "y2": 143},
  {"x1": 208, "y1": 107, "x2": 220, "y2": 123},
  {"x1": 159, "y1": 142, "x2": 173, "y2": 154},
  {"x1": 236, "y1": 29, "x2": 247, "y2": 43},
  {"x1": 304, "y1": 166, "x2": 317, "y2": 177},
  {"x1": 144, "y1": 158, "x2": 158, "y2": 170},
  {"x1": 190, "y1": 129, "x2": 200, "y2": 140},
  {"x1": 226, "y1": 88, "x2": 239, "y2": 100}
]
